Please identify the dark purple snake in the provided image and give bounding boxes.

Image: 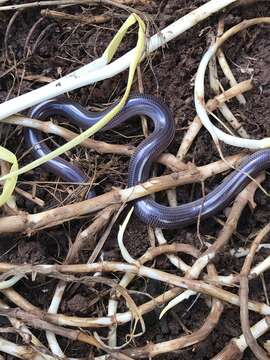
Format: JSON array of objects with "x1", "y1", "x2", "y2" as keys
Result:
[{"x1": 25, "y1": 95, "x2": 269, "y2": 229}]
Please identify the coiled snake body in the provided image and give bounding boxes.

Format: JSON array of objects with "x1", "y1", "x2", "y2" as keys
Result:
[{"x1": 25, "y1": 95, "x2": 270, "y2": 229}]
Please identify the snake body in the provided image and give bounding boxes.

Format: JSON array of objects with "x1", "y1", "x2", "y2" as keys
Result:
[{"x1": 25, "y1": 95, "x2": 270, "y2": 229}]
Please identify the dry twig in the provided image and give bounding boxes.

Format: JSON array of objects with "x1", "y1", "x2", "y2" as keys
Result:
[
  {"x1": 2, "y1": 261, "x2": 270, "y2": 320},
  {"x1": 239, "y1": 223, "x2": 270, "y2": 360},
  {"x1": 217, "y1": 16, "x2": 246, "y2": 105},
  {"x1": 122, "y1": 264, "x2": 223, "y2": 358},
  {"x1": 0, "y1": 336, "x2": 55, "y2": 360},
  {"x1": 187, "y1": 172, "x2": 265, "y2": 280},
  {"x1": 0, "y1": 307, "x2": 103, "y2": 348},
  {"x1": 0, "y1": 0, "x2": 151, "y2": 11},
  {"x1": 0, "y1": 153, "x2": 245, "y2": 234},
  {"x1": 177, "y1": 80, "x2": 252, "y2": 160},
  {"x1": 41, "y1": 9, "x2": 112, "y2": 25}
]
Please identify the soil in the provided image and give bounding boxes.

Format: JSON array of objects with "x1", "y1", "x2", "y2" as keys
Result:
[{"x1": 0, "y1": 0, "x2": 270, "y2": 359}]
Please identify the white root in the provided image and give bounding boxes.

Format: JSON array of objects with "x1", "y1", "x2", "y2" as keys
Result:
[
  {"x1": 118, "y1": 207, "x2": 136, "y2": 265},
  {"x1": 251, "y1": 255, "x2": 270, "y2": 278},
  {"x1": 235, "y1": 317, "x2": 270, "y2": 352},
  {"x1": 0, "y1": 274, "x2": 24, "y2": 290},
  {"x1": 46, "y1": 281, "x2": 66, "y2": 358},
  {"x1": 159, "y1": 290, "x2": 196, "y2": 319},
  {"x1": 0, "y1": 336, "x2": 55, "y2": 360},
  {"x1": 0, "y1": 0, "x2": 238, "y2": 120},
  {"x1": 195, "y1": 17, "x2": 270, "y2": 149}
]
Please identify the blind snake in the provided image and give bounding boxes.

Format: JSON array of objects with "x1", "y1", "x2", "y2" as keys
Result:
[{"x1": 25, "y1": 95, "x2": 269, "y2": 229}]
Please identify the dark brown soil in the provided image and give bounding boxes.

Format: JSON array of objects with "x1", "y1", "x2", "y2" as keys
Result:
[{"x1": 0, "y1": 0, "x2": 270, "y2": 359}]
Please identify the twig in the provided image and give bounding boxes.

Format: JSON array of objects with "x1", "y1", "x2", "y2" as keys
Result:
[
  {"x1": 217, "y1": 16, "x2": 246, "y2": 105},
  {"x1": 108, "y1": 353, "x2": 135, "y2": 360},
  {"x1": 0, "y1": 153, "x2": 245, "y2": 234},
  {"x1": 41, "y1": 8, "x2": 112, "y2": 25},
  {"x1": 14, "y1": 187, "x2": 44, "y2": 207},
  {"x1": 217, "y1": 47, "x2": 248, "y2": 106},
  {"x1": 239, "y1": 223, "x2": 270, "y2": 359},
  {"x1": 124, "y1": 297, "x2": 223, "y2": 358},
  {"x1": 177, "y1": 79, "x2": 252, "y2": 160},
  {"x1": 2, "y1": 284, "x2": 182, "y2": 328},
  {"x1": 123, "y1": 265, "x2": 223, "y2": 358},
  {"x1": 204, "y1": 250, "x2": 270, "y2": 288},
  {"x1": 89, "y1": 205, "x2": 125, "y2": 263},
  {"x1": 4, "y1": 10, "x2": 21, "y2": 64},
  {"x1": 2, "y1": 261, "x2": 270, "y2": 319},
  {"x1": 0, "y1": 336, "x2": 55, "y2": 360},
  {"x1": 17, "y1": 73, "x2": 54, "y2": 83},
  {"x1": 0, "y1": 299, "x2": 46, "y2": 351},
  {"x1": 187, "y1": 172, "x2": 265, "y2": 280},
  {"x1": 66, "y1": 204, "x2": 121, "y2": 263},
  {"x1": 31, "y1": 23, "x2": 56, "y2": 55},
  {"x1": 0, "y1": 0, "x2": 151, "y2": 11},
  {"x1": 23, "y1": 17, "x2": 44, "y2": 58},
  {"x1": 0, "y1": 308, "x2": 103, "y2": 348}
]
